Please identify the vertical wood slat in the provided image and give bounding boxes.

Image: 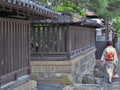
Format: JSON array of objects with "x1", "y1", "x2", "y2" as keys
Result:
[
  {"x1": 56, "y1": 26, "x2": 60, "y2": 52},
  {"x1": 42, "y1": 26, "x2": 46, "y2": 52},
  {"x1": 14, "y1": 21, "x2": 16, "y2": 70},
  {"x1": 17, "y1": 21, "x2": 20, "y2": 70},
  {"x1": 33, "y1": 26, "x2": 36, "y2": 52},
  {"x1": 52, "y1": 26, "x2": 55, "y2": 52},
  {"x1": 21, "y1": 21, "x2": 23, "y2": 68},
  {"x1": 5, "y1": 22, "x2": 8, "y2": 73},
  {"x1": 4, "y1": 20, "x2": 7, "y2": 74},
  {"x1": 0, "y1": 19, "x2": 3, "y2": 76},
  {"x1": 28, "y1": 22, "x2": 30, "y2": 69},
  {"x1": 40, "y1": 26, "x2": 43, "y2": 52},
  {"x1": 24, "y1": 22, "x2": 26, "y2": 67},
  {"x1": 46, "y1": 26, "x2": 50, "y2": 52},
  {"x1": 60, "y1": 26, "x2": 64, "y2": 52},
  {"x1": 7, "y1": 21, "x2": 10, "y2": 73},
  {"x1": 9, "y1": 21, "x2": 13, "y2": 71},
  {"x1": 13, "y1": 21, "x2": 15, "y2": 71},
  {"x1": 14, "y1": 21, "x2": 18, "y2": 70},
  {"x1": 38, "y1": 26, "x2": 40, "y2": 52}
]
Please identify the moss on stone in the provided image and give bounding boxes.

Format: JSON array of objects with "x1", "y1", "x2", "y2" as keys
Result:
[{"x1": 35, "y1": 75, "x2": 73, "y2": 85}]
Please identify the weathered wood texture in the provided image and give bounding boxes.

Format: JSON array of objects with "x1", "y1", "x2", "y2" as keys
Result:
[
  {"x1": 31, "y1": 23, "x2": 96, "y2": 61},
  {"x1": 0, "y1": 18, "x2": 30, "y2": 85}
]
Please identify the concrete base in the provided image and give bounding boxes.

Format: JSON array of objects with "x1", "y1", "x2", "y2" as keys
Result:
[
  {"x1": 1, "y1": 75, "x2": 37, "y2": 90},
  {"x1": 13, "y1": 80, "x2": 37, "y2": 90}
]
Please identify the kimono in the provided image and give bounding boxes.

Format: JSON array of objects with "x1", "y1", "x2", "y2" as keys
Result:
[{"x1": 101, "y1": 46, "x2": 118, "y2": 80}]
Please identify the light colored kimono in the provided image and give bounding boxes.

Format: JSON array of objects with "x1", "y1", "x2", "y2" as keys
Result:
[{"x1": 101, "y1": 46, "x2": 118, "y2": 79}]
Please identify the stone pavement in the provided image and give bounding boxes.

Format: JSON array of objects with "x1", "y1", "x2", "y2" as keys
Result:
[
  {"x1": 36, "y1": 70, "x2": 120, "y2": 90},
  {"x1": 102, "y1": 78, "x2": 120, "y2": 90},
  {"x1": 36, "y1": 76, "x2": 120, "y2": 90},
  {"x1": 37, "y1": 83, "x2": 64, "y2": 90}
]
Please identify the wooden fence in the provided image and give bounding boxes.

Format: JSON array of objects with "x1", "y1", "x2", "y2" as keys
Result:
[
  {"x1": 31, "y1": 23, "x2": 96, "y2": 61},
  {"x1": 69, "y1": 26, "x2": 95, "y2": 58},
  {"x1": 0, "y1": 18, "x2": 30, "y2": 85}
]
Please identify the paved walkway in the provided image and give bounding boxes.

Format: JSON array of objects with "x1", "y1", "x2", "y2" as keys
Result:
[
  {"x1": 37, "y1": 83, "x2": 64, "y2": 90},
  {"x1": 36, "y1": 77, "x2": 120, "y2": 90}
]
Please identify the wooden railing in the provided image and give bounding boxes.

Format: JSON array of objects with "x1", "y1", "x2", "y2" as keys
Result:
[
  {"x1": 31, "y1": 23, "x2": 96, "y2": 61},
  {"x1": 0, "y1": 18, "x2": 30, "y2": 85}
]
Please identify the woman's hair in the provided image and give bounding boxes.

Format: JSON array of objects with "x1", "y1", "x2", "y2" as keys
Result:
[{"x1": 107, "y1": 41, "x2": 113, "y2": 46}]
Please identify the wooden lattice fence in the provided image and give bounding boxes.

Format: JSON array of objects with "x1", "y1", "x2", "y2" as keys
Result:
[
  {"x1": 31, "y1": 23, "x2": 96, "y2": 61},
  {"x1": 0, "y1": 18, "x2": 30, "y2": 85}
]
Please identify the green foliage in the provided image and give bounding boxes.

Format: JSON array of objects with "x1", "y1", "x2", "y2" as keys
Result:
[
  {"x1": 85, "y1": 0, "x2": 120, "y2": 19},
  {"x1": 55, "y1": 1, "x2": 86, "y2": 16},
  {"x1": 38, "y1": 0, "x2": 86, "y2": 16},
  {"x1": 113, "y1": 17, "x2": 120, "y2": 36},
  {"x1": 38, "y1": 0, "x2": 120, "y2": 19},
  {"x1": 55, "y1": 5, "x2": 76, "y2": 12}
]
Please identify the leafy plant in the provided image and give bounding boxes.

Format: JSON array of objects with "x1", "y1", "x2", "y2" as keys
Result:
[
  {"x1": 38, "y1": 0, "x2": 120, "y2": 19},
  {"x1": 38, "y1": 0, "x2": 86, "y2": 16},
  {"x1": 54, "y1": 1, "x2": 86, "y2": 16},
  {"x1": 113, "y1": 17, "x2": 120, "y2": 36}
]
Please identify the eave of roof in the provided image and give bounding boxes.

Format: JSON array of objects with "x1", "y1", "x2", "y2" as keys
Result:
[{"x1": 0, "y1": 1, "x2": 59, "y2": 20}]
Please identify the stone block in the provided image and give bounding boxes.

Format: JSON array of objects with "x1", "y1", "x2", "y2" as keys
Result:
[
  {"x1": 95, "y1": 60, "x2": 105, "y2": 72},
  {"x1": 94, "y1": 68, "x2": 104, "y2": 78},
  {"x1": 82, "y1": 74, "x2": 95, "y2": 84}
]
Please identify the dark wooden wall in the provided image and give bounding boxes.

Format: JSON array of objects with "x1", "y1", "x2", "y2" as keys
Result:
[{"x1": 0, "y1": 18, "x2": 30, "y2": 85}]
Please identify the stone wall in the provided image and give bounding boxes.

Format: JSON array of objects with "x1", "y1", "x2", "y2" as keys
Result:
[
  {"x1": 71, "y1": 49, "x2": 96, "y2": 83},
  {"x1": 31, "y1": 49, "x2": 96, "y2": 84}
]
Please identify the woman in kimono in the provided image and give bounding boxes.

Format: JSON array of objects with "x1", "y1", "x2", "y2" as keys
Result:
[{"x1": 101, "y1": 41, "x2": 119, "y2": 83}]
